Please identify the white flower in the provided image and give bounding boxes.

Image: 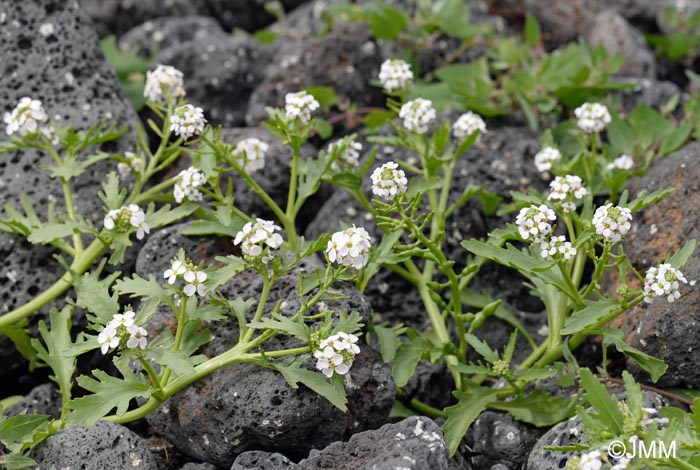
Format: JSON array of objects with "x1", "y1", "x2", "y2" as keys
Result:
[
  {"x1": 108, "y1": 310, "x2": 136, "y2": 329},
  {"x1": 378, "y1": 59, "x2": 413, "y2": 93},
  {"x1": 170, "y1": 104, "x2": 206, "y2": 140},
  {"x1": 399, "y1": 98, "x2": 436, "y2": 134},
  {"x1": 103, "y1": 204, "x2": 149, "y2": 240},
  {"x1": 284, "y1": 91, "x2": 320, "y2": 124},
  {"x1": 164, "y1": 259, "x2": 187, "y2": 284},
  {"x1": 577, "y1": 450, "x2": 602, "y2": 470},
  {"x1": 574, "y1": 102, "x2": 611, "y2": 134},
  {"x1": 592, "y1": 204, "x2": 632, "y2": 243},
  {"x1": 183, "y1": 269, "x2": 207, "y2": 297},
  {"x1": 118, "y1": 151, "x2": 144, "y2": 179},
  {"x1": 4, "y1": 97, "x2": 48, "y2": 136},
  {"x1": 515, "y1": 204, "x2": 556, "y2": 243},
  {"x1": 313, "y1": 332, "x2": 360, "y2": 378},
  {"x1": 607, "y1": 154, "x2": 634, "y2": 171},
  {"x1": 547, "y1": 175, "x2": 588, "y2": 212},
  {"x1": 98, "y1": 326, "x2": 120, "y2": 355},
  {"x1": 370, "y1": 161, "x2": 408, "y2": 201},
  {"x1": 611, "y1": 457, "x2": 630, "y2": 470},
  {"x1": 326, "y1": 226, "x2": 372, "y2": 269},
  {"x1": 233, "y1": 218, "x2": 284, "y2": 261},
  {"x1": 453, "y1": 111, "x2": 486, "y2": 141},
  {"x1": 232, "y1": 138, "x2": 269, "y2": 174},
  {"x1": 643, "y1": 263, "x2": 688, "y2": 304},
  {"x1": 539, "y1": 235, "x2": 577, "y2": 260},
  {"x1": 534, "y1": 147, "x2": 561, "y2": 173},
  {"x1": 174, "y1": 166, "x2": 207, "y2": 203},
  {"x1": 126, "y1": 325, "x2": 148, "y2": 350},
  {"x1": 329, "y1": 139, "x2": 362, "y2": 171},
  {"x1": 144, "y1": 64, "x2": 185, "y2": 103}
]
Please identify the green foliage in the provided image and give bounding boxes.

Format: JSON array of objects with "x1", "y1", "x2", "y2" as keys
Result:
[{"x1": 100, "y1": 35, "x2": 151, "y2": 110}]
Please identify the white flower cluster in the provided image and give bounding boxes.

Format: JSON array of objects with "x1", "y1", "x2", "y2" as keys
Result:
[
  {"x1": 174, "y1": 166, "x2": 207, "y2": 203},
  {"x1": 592, "y1": 204, "x2": 632, "y2": 243},
  {"x1": 371, "y1": 161, "x2": 408, "y2": 201},
  {"x1": 103, "y1": 204, "x2": 149, "y2": 240},
  {"x1": 607, "y1": 154, "x2": 634, "y2": 171},
  {"x1": 117, "y1": 151, "x2": 144, "y2": 179},
  {"x1": 378, "y1": 59, "x2": 413, "y2": 93},
  {"x1": 170, "y1": 104, "x2": 206, "y2": 140},
  {"x1": 399, "y1": 98, "x2": 436, "y2": 134},
  {"x1": 285, "y1": 91, "x2": 320, "y2": 124},
  {"x1": 574, "y1": 102, "x2": 611, "y2": 134},
  {"x1": 453, "y1": 111, "x2": 486, "y2": 142},
  {"x1": 4, "y1": 97, "x2": 48, "y2": 137},
  {"x1": 548, "y1": 175, "x2": 588, "y2": 213},
  {"x1": 163, "y1": 258, "x2": 207, "y2": 297},
  {"x1": 573, "y1": 450, "x2": 603, "y2": 470},
  {"x1": 164, "y1": 259, "x2": 187, "y2": 284},
  {"x1": 234, "y1": 218, "x2": 284, "y2": 262},
  {"x1": 326, "y1": 226, "x2": 372, "y2": 269},
  {"x1": 144, "y1": 64, "x2": 186, "y2": 103},
  {"x1": 313, "y1": 332, "x2": 360, "y2": 378},
  {"x1": 534, "y1": 147, "x2": 561, "y2": 173},
  {"x1": 329, "y1": 139, "x2": 362, "y2": 171},
  {"x1": 515, "y1": 204, "x2": 556, "y2": 243},
  {"x1": 539, "y1": 235, "x2": 577, "y2": 260},
  {"x1": 233, "y1": 138, "x2": 269, "y2": 174},
  {"x1": 97, "y1": 311, "x2": 148, "y2": 355},
  {"x1": 643, "y1": 263, "x2": 688, "y2": 304}
]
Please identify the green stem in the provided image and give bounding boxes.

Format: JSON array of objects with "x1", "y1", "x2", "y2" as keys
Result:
[
  {"x1": 285, "y1": 143, "x2": 300, "y2": 249},
  {"x1": 0, "y1": 239, "x2": 107, "y2": 332},
  {"x1": 131, "y1": 178, "x2": 177, "y2": 204},
  {"x1": 245, "y1": 346, "x2": 310, "y2": 359},
  {"x1": 668, "y1": 458, "x2": 700, "y2": 470},
  {"x1": 61, "y1": 178, "x2": 83, "y2": 255},
  {"x1": 408, "y1": 398, "x2": 448, "y2": 418},
  {"x1": 241, "y1": 272, "x2": 272, "y2": 344},
  {"x1": 160, "y1": 296, "x2": 188, "y2": 387},
  {"x1": 139, "y1": 356, "x2": 162, "y2": 395}
]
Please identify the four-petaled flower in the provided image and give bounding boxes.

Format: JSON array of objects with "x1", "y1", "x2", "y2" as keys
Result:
[
  {"x1": 398, "y1": 98, "x2": 436, "y2": 134},
  {"x1": 233, "y1": 218, "x2": 284, "y2": 262},
  {"x1": 534, "y1": 147, "x2": 561, "y2": 173},
  {"x1": 284, "y1": 91, "x2": 320, "y2": 124},
  {"x1": 313, "y1": 332, "x2": 361, "y2": 378},
  {"x1": 174, "y1": 166, "x2": 207, "y2": 203},
  {"x1": 592, "y1": 204, "x2": 632, "y2": 243},
  {"x1": 574, "y1": 102, "x2": 611, "y2": 134},
  {"x1": 98, "y1": 326, "x2": 120, "y2": 355},
  {"x1": 326, "y1": 226, "x2": 372, "y2": 269},
  {"x1": 170, "y1": 104, "x2": 206, "y2": 140},
  {"x1": 453, "y1": 111, "x2": 486, "y2": 142},
  {"x1": 164, "y1": 259, "x2": 187, "y2": 284},
  {"x1": 4, "y1": 97, "x2": 49, "y2": 137},
  {"x1": 126, "y1": 325, "x2": 148, "y2": 350},
  {"x1": 515, "y1": 204, "x2": 556, "y2": 244},
  {"x1": 547, "y1": 175, "x2": 588, "y2": 213},
  {"x1": 607, "y1": 154, "x2": 634, "y2": 171},
  {"x1": 233, "y1": 138, "x2": 269, "y2": 174},
  {"x1": 329, "y1": 139, "x2": 362, "y2": 172},
  {"x1": 643, "y1": 263, "x2": 688, "y2": 304},
  {"x1": 183, "y1": 269, "x2": 207, "y2": 297},
  {"x1": 144, "y1": 64, "x2": 185, "y2": 103},
  {"x1": 103, "y1": 204, "x2": 149, "y2": 240},
  {"x1": 370, "y1": 161, "x2": 408, "y2": 201},
  {"x1": 378, "y1": 59, "x2": 413, "y2": 93}
]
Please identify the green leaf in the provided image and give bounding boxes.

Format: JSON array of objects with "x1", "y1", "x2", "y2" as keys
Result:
[
  {"x1": 181, "y1": 219, "x2": 243, "y2": 238},
  {"x1": 0, "y1": 453, "x2": 40, "y2": 469},
  {"x1": 373, "y1": 323, "x2": 406, "y2": 363},
  {"x1": 27, "y1": 220, "x2": 92, "y2": 244},
  {"x1": 248, "y1": 314, "x2": 310, "y2": 342},
  {"x1": 0, "y1": 415, "x2": 50, "y2": 448},
  {"x1": 600, "y1": 328, "x2": 668, "y2": 382},
  {"x1": 516, "y1": 367, "x2": 557, "y2": 383},
  {"x1": 305, "y1": 86, "x2": 338, "y2": 109},
  {"x1": 75, "y1": 272, "x2": 120, "y2": 325},
  {"x1": 667, "y1": 239, "x2": 696, "y2": 270},
  {"x1": 146, "y1": 202, "x2": 199, "y2": 229},
  {"x1": 489, "y1": 390, "x2": 576, "y2": 426},
  {"x1": 147, "y1": 348, "x2": 196, "y2": 376},
  {"x1": 392, "y1": 331, "x2": 440, "y2": 387},
  {"x1": 659, "y1": 121, "x2": 693, "y2": 156},
  {"x1": 31, "y1": 307, "x2": 77, "y2": 407},
  {"x1": 67, "y1": 369, "x2": 151, "y2": 425},
  {"x1": 524, "y1": 13, "x2": 541, "y2": 46},
  {"x1": 313, "y1": 118, "x2": 333, "y2": 139},
  {"x1": 579, "y1": 368, "x2": 623, "y2": 434},
  {"x1": 365, "y1": 3, "x2": 408, "y2": 40},
  {"x1": 628, "y1": 188, "x2": 674, "y2": 212},
  {"x1": 113, "y1": 273, "x2": 171, "y2": 306},
  {"x1": 464, "y1": 333, "x2": 499, "y2": 363},
  {"x1": 99, "y1": 172, "x2": 126, "y2": 210},
  {"x1": 442, "y1": 386, "x2": 499, "y2": 455},
  {"x1": 331, "y1": 310, "x2": 365, "y2": 336},
  {"x1": 274, "y1": 358, "x2": 348, "y2": 411},
  {"x1": 433, "y1": 0, "x2": 471, "y2": 39},
  {"x1": 208, "y1": 255, "x2": 247, "y2": 290},
  {"x1": 560, "y1": 298, "x2": 619, "y2": 336}
]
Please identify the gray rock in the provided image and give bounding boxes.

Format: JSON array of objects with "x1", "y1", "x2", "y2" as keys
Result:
[
  {"x1": 78, "y1": 0, "x2": 208, "y2": 38},
  {"x1": 613, "y1": 79, "x2": 681, "y2": 114},
  {"x1": 155, "y1": 35, "x2": 270, "y2": 127},
  {"x1": 0, "y1": 0, "x2": 139, "y2": 378},
  {"x1": 468, "y1": 412, "x2": 542, "y2": 469},
  {"x1": 5, "y1": 383, "x2": 61, "y2": 419},
  {"x1": 118, "y1": 16, "x2": 228, "y2": 59},
  {"x1": 614, "y1": 141, "x2": 700, "y2": 387},
  {"x1": 230, "y1": 451, "x2": 294, "y2": 470},
  {"x1": 588, "y1": 10, "x2": 656, "y2": 79},
  {"x1": 297, "y1": 416, "x2": 450, "y2": 469},
  {"x1": 208, "y1": 0, "x2": 310, "y2": 33},
  {"x1": 29, "y1": 421, "x2": 158, "y2": 470},
  {"x1": 246, "y1": 22, "x2": 384, "y2": 126},
  {"x1": 180, "y1": 463, "x2": 218, "y2": 470}
]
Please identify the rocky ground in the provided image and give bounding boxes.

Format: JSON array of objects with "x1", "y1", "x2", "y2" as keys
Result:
[{"x1": 1, "y1": 0, "x2": 698, "y2": 468}]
